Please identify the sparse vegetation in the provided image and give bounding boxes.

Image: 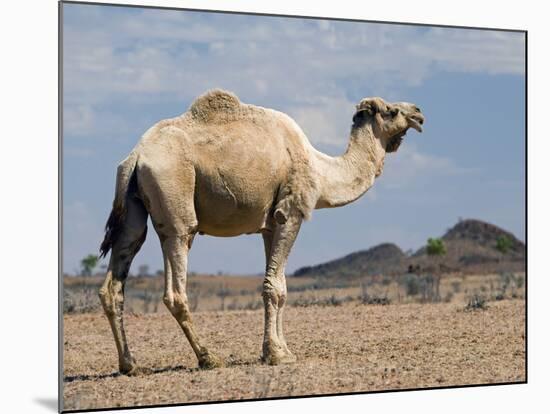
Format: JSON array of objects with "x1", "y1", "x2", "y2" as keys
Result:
[
  {"x1": 426, "y1": 237, "x2": 446, "y2": 257},
  {"x1": 217, "y1": 282, "x2": 230, "y2": 311},
  {"x1": 401, "y1": 274, "x2": 421, "y2": 296},
  {"x1": 290, "y1": 294, "x2": 354, "y2": 307},
  {"x1": 62, "y1": 270, "x2": 525, "y2": 314},
  {"x1": 465, "y1": 293, "x2": 488, "y2": 311},
  {"x1": 361, "y1": 294, "x2": 391, "y2": 305},
  {"x1": 398, "y1": 273, "x2": 441, "y2": 303},
  {"x1": 496, "y1": 235, "x2": 513, "y2": 254},
  {"x1": 426, "y1": 237, "x2": 446, "y2": 302},
  {"x1": 64, "y1": 273, "x2": 525, "y2": 313},
  {"x1": 493, "y1": 272, "x2": 516, "y2": 300},
  {"x1": 64, "y1": 287, "x2": 100, "y2": 313},
  {"x1": 80, "y1": 254, "x2": 99, "y2": 277}
]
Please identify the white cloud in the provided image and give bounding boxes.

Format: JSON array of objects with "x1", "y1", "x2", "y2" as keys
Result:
[
  {"x1": 63, "y1": 6, "x2": 525, "y2": 114},
  {"x1": 61, "y1": 6, "x2": 515, "y2": 178},
  {"x1": 288, "y1": 95, "x2": 355, "y2": 145},
  {"x1": 381, "y1": 142, "x2": 478, "y2": 189},
  {"x1": 411, "y1": 28, "x2": 525, "y2": 75},
  {"x1": 64, "y1": 104, "x2": 94, "y2": 136},
  {"x1": 63, "y1": 102, "x2": 134, "y2": 140}
]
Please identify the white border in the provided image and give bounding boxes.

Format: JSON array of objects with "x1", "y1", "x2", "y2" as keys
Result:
[{"x1": 2, "y1": 1, "x2": 547, "y2": 413}]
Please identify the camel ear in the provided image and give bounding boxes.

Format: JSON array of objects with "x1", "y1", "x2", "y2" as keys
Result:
[
  {"x1": 354, "y1": 98, "x2": 389, "y2": 124},
  {"x1": 353, "y1": 102, "x2": 373, "y2": 124},
  {"x1": 355, "y1": 101, "x2": 375, "y2": 116}
]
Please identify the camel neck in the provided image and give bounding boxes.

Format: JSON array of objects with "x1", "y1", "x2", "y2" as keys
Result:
[{"x1": 314, "y1": 125, "x2": 386, "y2": 209}]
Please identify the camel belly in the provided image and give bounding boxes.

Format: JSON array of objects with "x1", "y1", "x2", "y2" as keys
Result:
[
  {"x1": 194, "y1": 170, "x2": 278, "y2": 237},
  {"x1": 187, "y1": 123, "x2": 291, "y2": 236},
  {"x1": 196, "y1": 206, "x2": 271, "y2": 236}
]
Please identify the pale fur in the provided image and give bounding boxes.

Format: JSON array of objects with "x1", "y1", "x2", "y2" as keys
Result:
[{"x1": 99, "y1": 89, "x2": 424, "y2": 372}]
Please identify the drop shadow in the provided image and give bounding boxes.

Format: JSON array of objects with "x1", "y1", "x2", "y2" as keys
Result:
[
  {"x1": 226, "y1": 358, "x2": 262, "y2": 367},
  {"x1": 34, "y1": 397, "x2": 58, "y2": 412},
  {"x1": 63, "y1": 364, "x2": 196, "y2": 383}
]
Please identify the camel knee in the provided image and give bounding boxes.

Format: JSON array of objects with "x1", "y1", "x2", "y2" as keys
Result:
[
  {"x1": 99, "y1": 278, "x2": 124, "y2": 317},
  {"x1": 99, "y1": 287, "x2": 116, "y2": 317},
  {"x1": 163, "y1": 293, "x2": 190, "y2": 320},
  {"x1": 262, "y1": 277, "x2": 287, "y2": 306}
]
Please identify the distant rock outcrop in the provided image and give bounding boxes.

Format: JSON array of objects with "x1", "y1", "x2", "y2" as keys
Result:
[
  {"x1": 443, "y1": 219, "x2": 524, "y2": 252},
  {"x1": 410, "y1": 219, "x2": 525, "y2": 274},
  {"x1": 293, "y1": 219, "x2": 525, "y2": 278},
  {"x1": 294, "y1": 243, "x2": 406, "y2": 279}
]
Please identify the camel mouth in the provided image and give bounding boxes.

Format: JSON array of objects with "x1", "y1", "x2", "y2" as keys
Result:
[
  {"x1": 407, "y1": 115, "x2": 424, "y2": 133},
  {"x1": 386, "y1": 131, "x2": 406, "y2": 153}
]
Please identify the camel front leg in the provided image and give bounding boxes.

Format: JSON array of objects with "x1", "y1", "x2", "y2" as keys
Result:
[
  {"x1": 161, "y1": 235, "x2": 223, "y2": 369},
  {"x1": 261, "y1": 215, "x2": 301, "y2": 365},
  {"x1": 262, "y1": 231, "x2": 293, "y2": 359}
]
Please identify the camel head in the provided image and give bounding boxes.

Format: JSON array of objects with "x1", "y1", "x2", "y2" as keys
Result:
[{"x1": 352, "y1": 97, "x2": 425, "y2": 153}]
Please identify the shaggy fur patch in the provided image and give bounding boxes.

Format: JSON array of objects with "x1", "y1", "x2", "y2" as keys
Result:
[
  {"x1": 189, "y1": 89, "x2": 243, "y2": 123},
  {"x1": 275, "y1": 148, "x2": 320, "y2": 222}
]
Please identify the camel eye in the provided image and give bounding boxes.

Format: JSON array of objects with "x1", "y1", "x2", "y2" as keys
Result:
[{"x1": 390, "y1": 108, "x2": 399, "y2": 117}]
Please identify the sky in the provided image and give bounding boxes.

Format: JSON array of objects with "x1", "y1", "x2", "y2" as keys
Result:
[{"x1": 62, "y1": 3, "x2": 525, "y2": 276}]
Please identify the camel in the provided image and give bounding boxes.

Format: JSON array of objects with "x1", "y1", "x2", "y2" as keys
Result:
[{"x1": 98, "y1": 89, "x2": 424, "y2": 373}]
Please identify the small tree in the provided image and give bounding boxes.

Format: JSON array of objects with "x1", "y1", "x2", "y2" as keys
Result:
[
  {"x1": 496, "y1": 236, "x2": 513, "y2": 254},
  {"x1": 80, "y1": 254, "x2": 99, "y2": 277},
  {"x1": 427, "y1": 238, "x2": 446, "y2": 257},
  {"x1": 426, "y1": 238, "x2": 446, "y2": 302}
]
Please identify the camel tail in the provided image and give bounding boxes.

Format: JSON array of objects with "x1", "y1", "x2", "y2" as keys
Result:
[{"x1": 100, "y1": 152, "x2": 140, "y2": 258}]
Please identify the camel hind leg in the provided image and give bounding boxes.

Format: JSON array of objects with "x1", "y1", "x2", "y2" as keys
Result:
[
  {"x1": 138, "y1": 159, "x2": 222, "y2": 369},
  {"x1": 98, "y1": 195, "x2": 148, "y2": 374}
]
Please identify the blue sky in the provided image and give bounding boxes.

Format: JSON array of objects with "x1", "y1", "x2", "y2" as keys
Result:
[{"x1": 62, "y1": 3, "x2": 525, "y2": 275}]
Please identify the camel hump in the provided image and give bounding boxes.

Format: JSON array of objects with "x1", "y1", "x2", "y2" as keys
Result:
[{"x1": 188, "y1": 89, "x2": 242, "y2": 122}]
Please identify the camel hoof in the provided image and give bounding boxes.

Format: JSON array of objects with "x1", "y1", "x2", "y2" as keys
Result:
[
  {"x1": 199, "y1": 353, "x2": 224, "y2": 369},
  {"x1": 262, "y1": 351, "x2": 297, "y2": 365},
  {"x1": 119, "y1": 359, "x2": 139, "y2": 375},
  {"x1": 125, "y1": 366, "x2": 153, "y2": 376}
]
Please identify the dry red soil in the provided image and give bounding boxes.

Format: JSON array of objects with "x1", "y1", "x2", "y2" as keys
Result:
[{"x1": 63, "y1": 300, "x2": 525, "y2": 411}]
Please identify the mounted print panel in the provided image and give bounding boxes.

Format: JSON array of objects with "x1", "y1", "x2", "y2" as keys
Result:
[{"x1": 60, "y1": 1, "x2": 526, "y2": 412}]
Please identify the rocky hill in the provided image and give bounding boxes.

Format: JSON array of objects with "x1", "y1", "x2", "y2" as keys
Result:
[
  {"x1": 293, "y1": 219, "x2": 525, "y2": 278},
  {"x1": 294, "y1": 243, "x2": 407, "y2": 279}
]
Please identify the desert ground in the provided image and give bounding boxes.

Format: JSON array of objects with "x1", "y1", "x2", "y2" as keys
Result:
[{"x1": 62, "y1": 273, "x2": 525, "y2": 411}]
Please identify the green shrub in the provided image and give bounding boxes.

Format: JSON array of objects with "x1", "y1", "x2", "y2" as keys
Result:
[{"x1": 496, "y1": 236, "x2": 513, "y2": 253}]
